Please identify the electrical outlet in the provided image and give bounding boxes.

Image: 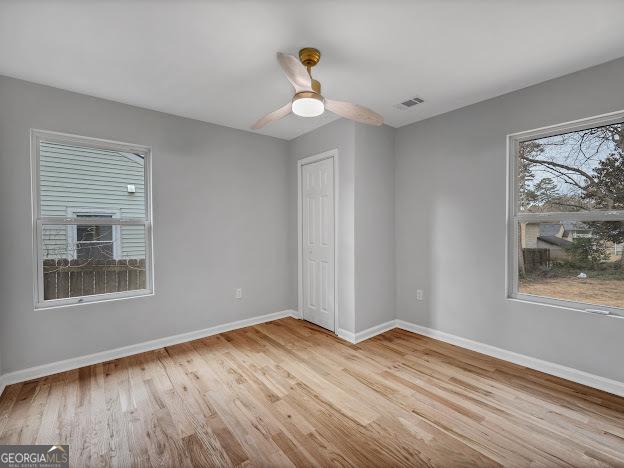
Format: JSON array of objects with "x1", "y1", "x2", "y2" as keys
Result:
[
  {"x1": 416, "y1": 289, "x2": 423, "y2": 301},
  {"x1": 235, "y1": 288, "x2": 243, "y2": 299}
]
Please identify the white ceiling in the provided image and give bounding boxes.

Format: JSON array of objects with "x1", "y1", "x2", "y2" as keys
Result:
[{"x1": 1, "y1": 1, "x2": 624, "y2": 140}]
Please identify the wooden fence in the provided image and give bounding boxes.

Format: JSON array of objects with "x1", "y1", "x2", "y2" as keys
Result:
[
  {"x1": 522, "y1": 248, "x2": 550, "y2": 272},
  {"x1": 43, "y1": 259, "x2": 146, "y2": 300}
]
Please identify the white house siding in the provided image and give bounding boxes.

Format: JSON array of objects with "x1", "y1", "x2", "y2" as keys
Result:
[
  {"x1": 522, "y1": 223, "x2": 540, "y2": 248},
  {"x1": 40, "y1": 142, "x2": 145, "y2": 259}
]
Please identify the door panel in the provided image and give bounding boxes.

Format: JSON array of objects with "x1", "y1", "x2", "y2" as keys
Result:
[
  {"x1": 307, "y1": 259, "x2": 317, "y2": 308},
  {"x1": 302, "y1": 157, "x2": 335, "y2": 331}
]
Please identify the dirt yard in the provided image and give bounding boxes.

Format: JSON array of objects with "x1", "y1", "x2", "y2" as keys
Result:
[{"x1": 519, "y1": 277, "x2": 624, "y2": 309}]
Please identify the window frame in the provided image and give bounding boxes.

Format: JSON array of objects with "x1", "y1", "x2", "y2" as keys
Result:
[
  {"x1": 31, "y1": 129, "x2": 154, "y2": 309},
  {"x1": 506, "y1": 110, "x2": 624, "y2": 317}
]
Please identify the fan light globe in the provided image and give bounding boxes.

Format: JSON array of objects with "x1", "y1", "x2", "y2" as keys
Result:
[{"x1": 292, "y1": 93, "x2": 325, "y2": 117}]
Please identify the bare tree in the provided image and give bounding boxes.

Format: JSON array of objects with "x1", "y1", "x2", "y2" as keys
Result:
[{"x1": 518, "y1": 123, "x2": 624, "y2": 267}]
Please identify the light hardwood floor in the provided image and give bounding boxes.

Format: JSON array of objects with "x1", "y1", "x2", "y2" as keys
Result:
[{"x1": 1, "y1": 317, "x2": 623, "y2": 467}]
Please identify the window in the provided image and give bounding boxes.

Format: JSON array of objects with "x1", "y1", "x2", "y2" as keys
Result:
[
  {"x1": 67, "y1": 210, "x2": 121, "y2": 260},
  {"x1": 77, "y1": 221, "x2": 114, "y2": 260},
  {"x1": 508, "y1": 112, "x2": 624, "y2": 316},
  {"x1": 32, "y1": 130, "x2": 153, "y2": 308}
]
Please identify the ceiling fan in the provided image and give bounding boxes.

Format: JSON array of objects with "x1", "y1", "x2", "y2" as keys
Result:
[{"x1": 252, "y1": 48, "x2": 384, "y2": 129}]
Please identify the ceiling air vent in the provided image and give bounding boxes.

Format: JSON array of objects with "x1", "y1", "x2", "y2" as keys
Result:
[{"x1": 395, "y1": 97, "x2": 424, "y2": 110}]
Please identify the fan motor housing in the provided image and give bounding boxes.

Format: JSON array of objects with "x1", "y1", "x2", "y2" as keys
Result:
[
  {"x1": 299, "y1": 48, "x2": 321, "y2": 67},
  {"x1": 292, "y1": 91, "x2": 325, "y2": 104}
]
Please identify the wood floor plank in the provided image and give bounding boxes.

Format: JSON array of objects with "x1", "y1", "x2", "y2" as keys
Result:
[{"x1": 1, "y1": 317, "x2": 623, "y2": 467}]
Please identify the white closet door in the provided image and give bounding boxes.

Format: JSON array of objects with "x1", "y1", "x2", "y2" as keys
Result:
[{"x1": 301, "y1": 157, "x2": 335, "y2": 331}]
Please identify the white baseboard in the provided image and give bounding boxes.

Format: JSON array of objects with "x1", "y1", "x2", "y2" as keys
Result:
[
  {"x1": 0, "y1": 309, "x2": 298, "y2": 395},
  {"x1": 395, "y1": 320, "x2": 624, "y2": 398},
  {"x1": 355, "y1": 320, "x2": 397, "y2": 343},
  {"x1": 336, "y1": 318, "x2": 624, "y2": 397},
  {"x1": 2, "y1": 312, "x2": 622, "y2": 399},
  {"x1": 336, "y1": 328, "x2": 356, "y2": 343},
  {"x1": 337, "y1": 320, "x2": 396, "y2": 344}
]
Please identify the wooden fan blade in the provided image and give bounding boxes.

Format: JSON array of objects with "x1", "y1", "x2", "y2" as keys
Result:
[
  {"x1": 325, "y1": 99, "x2": 384, "y2": 126},
  {"x1": 277, "y1": 52, "x2": 312, "y2": 93},
  {"x1": 251, "y1": 102, "x2": 292, "y2": 129}
]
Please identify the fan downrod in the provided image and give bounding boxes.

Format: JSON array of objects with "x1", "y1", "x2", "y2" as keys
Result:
[{"x1": 299, "y1": 47, "x2": 322, "y2": 94}]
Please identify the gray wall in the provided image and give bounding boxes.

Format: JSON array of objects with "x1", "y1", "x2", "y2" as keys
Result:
[
  {"x1": 288, "y1": 119, "x2": 356, "y2": 333},
  {"x1": 354, "y1": 124, "x2": 395, "y2": 332},
  {"x1": 0, "y1": 76, "x2": 291, "y2": 373},
  {"x1": 395, "y1": 57, "x2": 624, "y2": 382},
  {"x1": 2, "y1": 56, "x2": 623, "y2": 385},
  {"x1": 287, "y1": 120, "x2": 396, "y2": 334}
]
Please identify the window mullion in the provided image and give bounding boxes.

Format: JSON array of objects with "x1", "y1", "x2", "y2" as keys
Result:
[
  {"x1": 39, "y1": 217, "x2": 148, "y2": 226},
  {"x1": 515, "y1": 211, "x2": 624, "y2": 224}
]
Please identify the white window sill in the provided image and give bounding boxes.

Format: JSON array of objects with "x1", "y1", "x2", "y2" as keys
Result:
[
  {"x1": 35, "y1": 290, "x2": 154, "y2": 311},
  {"x1": 507, "y1": 294, "x2": 624, "y2": 319}
]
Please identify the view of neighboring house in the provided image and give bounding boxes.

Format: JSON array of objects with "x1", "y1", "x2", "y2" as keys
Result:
[
  {"x1": 521, "y1": 221, "x2": 622, "y2": 262},
  {"x1": 40, "y1": 141, "x2": 145, "y2": 260}
]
